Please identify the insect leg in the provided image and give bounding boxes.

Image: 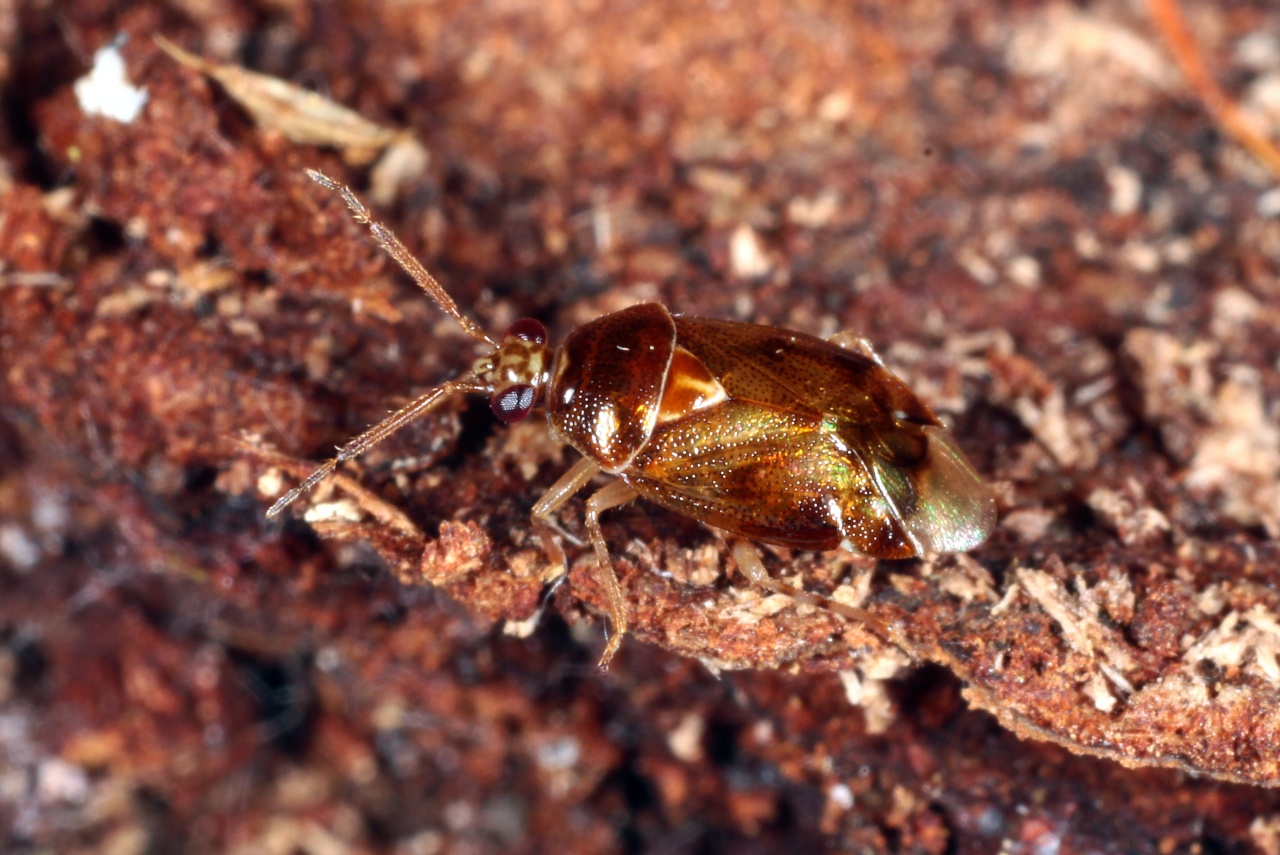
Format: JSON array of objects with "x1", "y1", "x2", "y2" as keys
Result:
[
  {"x1": 729, "y1": 540, "x2": 902, "y2": 651},
  {"x1": 583, "y1": 480, "x2": 640, "y2": 669},
  {"x1": 266, "y1": 379, "x2": 486, "y2": 518},
  {"x1": 530, "y1": 457, "x2": 600, "y2": 581}
]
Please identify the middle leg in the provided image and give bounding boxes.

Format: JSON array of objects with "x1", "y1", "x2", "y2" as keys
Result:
[
  {"x1": 584, "y1": 480, "x2": 640, "y2": 669},
  {"x1": 531, "y1": 457, "x2": 600, "y2": 582}
]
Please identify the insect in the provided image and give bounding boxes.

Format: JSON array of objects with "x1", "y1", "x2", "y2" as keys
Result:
[{"x1": 268, "y1": 170, "x2": 997, "y2": 668}]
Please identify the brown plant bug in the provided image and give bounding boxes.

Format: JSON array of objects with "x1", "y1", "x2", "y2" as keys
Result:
[{"x1": 267, "y1": 169, "x2": 997, "y2": 668}]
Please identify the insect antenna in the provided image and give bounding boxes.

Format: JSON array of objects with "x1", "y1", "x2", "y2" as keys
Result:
[
  {"x1": 269, "y1": 172, "x2": 500, "y2": 517},
  {"x1": 266, "y1": 378, "x2": 488, "y2": 518},
  {"x1": 305, "y1": 169, "x2": 497, "y2": 348}
]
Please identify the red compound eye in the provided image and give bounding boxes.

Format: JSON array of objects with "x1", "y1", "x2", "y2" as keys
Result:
[
  {"x1": 491, "y1": 384, "x2": 537, "y2": 423},
  {"x1": 504, "y1": 318, "x2": 547, "y2": 344}
]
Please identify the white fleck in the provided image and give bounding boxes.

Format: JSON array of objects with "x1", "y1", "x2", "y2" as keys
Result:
[
  {"x1": 1084, "y1": 671, "x2": 1117, "y2": 713},
  {"x1": 1244, "y1": 71, "x2": 1280, "y2": 133},
  {"x1": 257, "y1": 469, "x2": 284, "y2": 499},
  {"x1": 1120, "y1": 241, "x2": 1161, "y2": 273},
  {"x1": 1257, "y1": 187, "x2": 1280, "y2": 218},
  {"x1": 666, "y1": 713, "x2": 705, "y2": 763},
  {"x1": 730, "y1": 223, "x2": 771, "y2": 278},
  {"x1": 1074, "y1": 230, "x2": 1102, "y2": 259},
  {"x1": 368, "y1": 136, "x2": 430, "y2": 208},
  {"x1": 535, "y1": 736, "x2": 580, "y2": 772},
  {"x1": 816, "y1": 89, "x2": 854, "y2": 123},
  {"x1": 957, "y1": 248, "x2": 998, "y2": 286},
  {"x1": 304, "y1": 499, "x2": 363, "y2": 523},
  {"x1": 862, "y1": 647, "x2": 912, "y2": 680},
  {"x1": 1236, "y1": 32, "x2": 1280, "y2": 71},
  {"x1": 75, "y1": 39, "x2": 149, "y2": 123},
  {"x1": 1195, "y1": 584, "x2": 1228, "y2": 617},
  {"x1": 314, "y1": 647, "x2": 342, "y2": 672},
  {"x1": 1098, "y1": 662, "x2": 1134, "y2": 695},
  {"x1": 502, "y1": 613, "x2": 541, "y2": 639},
  {"x1": 832, "y1": 569, "x2": 873, "y2": 609},
  {"x1": 1005, "y1": 254, "x2": 1041, "y2": 289},
  {"x1": 1106, "y1": 165, "x2": 1142, "y2": 216},
  {"x1": 838, "y1": 670, "x2": 897, "y2": 734},
  {"x1": 1162, "y1": 237, "x2": 1195, "y2": 266},
  {"x1": 32, "y1": 492, "x2": 68, "y2": 534},
  {"x1": 591, "y1": 196, "x2": 613, "y2": 252},
  {"x1": 0, "y1": 525, "x2": 39, "y2": 571},
  {"x1": 1072, "y1": 376, "x2": 1115, "y2": 407},
  {"x1": 839, "y1": 670, "x2": 866, "y2": 705},
  {"x1": 787, "y1": 188, "x2": 840, "y2": 228},
  {"x1": 828, "y1": 783, "x2": 855, "y2": 811},
  {"x1": 37, "y1": 759, "x2": 90, "y2": 804}
]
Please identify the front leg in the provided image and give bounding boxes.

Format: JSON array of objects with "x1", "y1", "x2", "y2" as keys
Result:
[
  {"x1": 530, "y1": 457, "x2": 600, "y2": 582},
  {"x1": 531, "y1": 460, "x2": 640, "y2": 667}
]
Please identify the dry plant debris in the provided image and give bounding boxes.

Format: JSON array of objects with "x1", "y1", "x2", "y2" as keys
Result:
[
  {"x1": 2, "y1": 0, "x2": 1280, "y2": 852},
  {"x1": 155, "y1": 35, "x2": 401, "y2": 165}
]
